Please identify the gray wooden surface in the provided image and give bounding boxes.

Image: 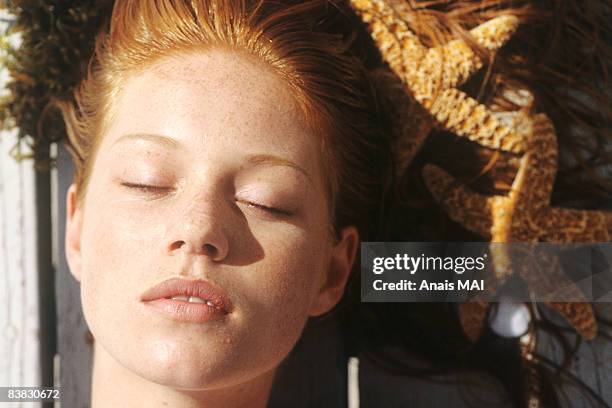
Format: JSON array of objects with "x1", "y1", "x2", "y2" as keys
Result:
[
  {"x1": 540, "y1": 303, "x2": 612, "y2": 407},
  {"x1": 269, "y1": 315, "x2": 348, "y2": 407},
  {"x1": 358, "y1": 309, "x2": 612, "y2": 407},
  {"x1": 55, "y1": 143, "x2": 93, "y2": 408}
]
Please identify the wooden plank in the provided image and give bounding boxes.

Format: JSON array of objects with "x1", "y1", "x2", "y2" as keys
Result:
[
  {"x1": 0, "y1": 12, "x2": 44, "y2": 405},
  {"x1": 0, "y1": 127, "x2": 41, "y2": 402},
  {"x1": 358, "y1": 305, "x2": 612, "y2": 407},
  {"x1": 54, "y1": 143, "x2": 93, "y2": 408},
  {"x1": 269, "y1": 314, "x2": 348, "y2": 407},
  {"x1": 358, "y1": 345, "x2": 515, "y2": 407},
  {"x1": 538, "y1": 303, "x2": 612, "y2": 407}
]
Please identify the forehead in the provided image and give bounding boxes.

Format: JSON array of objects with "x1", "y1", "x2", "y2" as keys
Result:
[{"x1": 98, "y1": 49, "x2": 325, "y2": 181}]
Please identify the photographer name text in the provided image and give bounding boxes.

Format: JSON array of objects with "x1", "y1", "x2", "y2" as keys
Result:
[
  {"x1": 370, "y1": 253, "x2": 488, "y2": 292},
  {"x1": 372, "y1": 279, "x2": 485, "y2": 291}
]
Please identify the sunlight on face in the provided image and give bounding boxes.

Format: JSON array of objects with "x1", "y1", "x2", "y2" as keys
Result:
[{"x1": 75, "y1": 49, "x2": 340, "y2": 389}]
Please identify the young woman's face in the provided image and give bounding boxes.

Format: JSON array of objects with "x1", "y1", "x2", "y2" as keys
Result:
[{"x1": 65, "y1": 50, "x2": 357, "y2": 389}]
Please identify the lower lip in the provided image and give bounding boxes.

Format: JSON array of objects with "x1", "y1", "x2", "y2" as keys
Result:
[{"x1": 143, "y1": 298, "x2": 228, "y2": 323}]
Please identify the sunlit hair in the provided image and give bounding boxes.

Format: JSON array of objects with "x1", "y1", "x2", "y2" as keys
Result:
[{"x1": 58, "y1": 0, "x2": 393, "y2": 240}]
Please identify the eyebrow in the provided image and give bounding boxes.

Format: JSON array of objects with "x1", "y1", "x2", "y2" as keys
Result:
[
  {"x1": 244, "y1": 153, "x2": 313, "y2": 185},
  {"x1": 111, "y1": 133, "x2": 180, "y2": 149},
  {"x1": 112, "y1": 133, "x2": 313, "y2": 185}
]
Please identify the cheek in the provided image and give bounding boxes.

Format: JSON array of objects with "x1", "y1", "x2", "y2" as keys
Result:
[
  {"x1": 77, "y1": 194, "x2": 161, "y2": 331},
  {"x1": 224, "y1": 230, "x2": 330, "y2": 369},
  {"x1": 228, "y1": 200, "x2": 333, "y2": 318},
  {"x1": 236, "y1": 226, "x2": 330, "y2": 325}
]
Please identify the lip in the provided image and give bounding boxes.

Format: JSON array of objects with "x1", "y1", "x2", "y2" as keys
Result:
[{"x1": 140, "y1": 277, "x2": 232, "y2": 323}]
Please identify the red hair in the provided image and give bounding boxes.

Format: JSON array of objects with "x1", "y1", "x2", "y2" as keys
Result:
[{"x1": 58, "y1": 0, "x2": 393, "y2": 241}]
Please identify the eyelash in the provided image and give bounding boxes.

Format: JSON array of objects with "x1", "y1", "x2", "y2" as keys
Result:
[
  {"x1": 120, "y1": 182, "x2": 171, "y2": 195},
  {"x1": 120, "y1": 182, "x2": 291, "y2": 216},
  {"x1": 242, "y1": 201, "x2": 291, "y2": 217}
]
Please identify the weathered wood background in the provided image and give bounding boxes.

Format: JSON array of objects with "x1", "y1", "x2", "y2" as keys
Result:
[
  {"x1": 1, "y1": 13, "x2": 44, "y2": 407},
  {"x1": 0, "y1": 126, "x2": 41, "y2": 407},
  {"x1": 54, "y1": 145, "x2": 93, "y2": 408}
]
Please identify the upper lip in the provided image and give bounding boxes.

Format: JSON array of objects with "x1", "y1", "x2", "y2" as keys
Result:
[{"x1": 140, "y1": 277, "x2": 233, "y2": 313}]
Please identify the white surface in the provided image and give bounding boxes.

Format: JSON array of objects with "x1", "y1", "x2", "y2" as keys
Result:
[
  {"x1": 348, "y1": 357, "x2": 360, "y2": 408},
  {"x1": 0, "y1": 129, "x2": 41, "y2": 401},
  {"x1": 0, "y1": 12, "x2": 42, "y2": 407}
]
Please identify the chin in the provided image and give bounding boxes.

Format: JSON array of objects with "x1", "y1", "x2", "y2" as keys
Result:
[
  {"x1": 105, "y1": 333, "x2": 273, "y2": 391},
  {"x1": 88, "y1": 303, "x2": 304, "y2": 392},
  {"x1": 132, "y1": 338, "x2": 239, "y2": 388}
]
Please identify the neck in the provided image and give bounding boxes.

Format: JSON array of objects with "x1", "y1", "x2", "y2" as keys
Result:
[{"x1": 91, "y1": 343, "x2": 275, "y2": 408}]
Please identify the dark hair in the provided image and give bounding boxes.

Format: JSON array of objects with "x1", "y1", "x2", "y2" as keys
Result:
[{"x1": 336, "y1": 1, "x2": 612, "y2": 407}]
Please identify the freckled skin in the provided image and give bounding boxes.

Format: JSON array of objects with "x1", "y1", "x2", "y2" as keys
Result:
[{"x1": 65, "y1": 49, "x2": 358, "y2": 407}]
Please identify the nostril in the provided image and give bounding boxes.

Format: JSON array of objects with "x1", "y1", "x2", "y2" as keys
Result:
[
  {"x1": 169, "y1": 240, "x2": 186, "y2": 251},
  {"x1": 203, "y1": 243, "x2": 217, "y2": 255},
  {"x1": 168, "y1": 240, "x2": 220, "y2": 257}
]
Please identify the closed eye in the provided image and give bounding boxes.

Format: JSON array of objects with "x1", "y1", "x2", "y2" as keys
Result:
[
  {"x1": 120, "y1": 182, "x2": 173, "y2": 194},
  {"x1": 238, "y1": 200, "x2": 292, "y2": 217},
  {"x1": 121, "y1": 182, "x2": 291, "y2": 216}
]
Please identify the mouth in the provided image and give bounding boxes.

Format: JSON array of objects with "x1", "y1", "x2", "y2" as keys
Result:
[
  {"x1": 140, "y1": 277, "x2": 232, "y2": 323},
  {"x1": 165, "y1": 295, "x2": 219, "y2": 307}
]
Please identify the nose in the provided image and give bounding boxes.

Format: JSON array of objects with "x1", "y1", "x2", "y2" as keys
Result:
[{"x1": 165, "y1": 196, "x2": 230, "y2": 262}]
